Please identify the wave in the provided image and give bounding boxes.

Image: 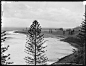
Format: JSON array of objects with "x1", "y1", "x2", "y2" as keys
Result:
[{"x1": 6, "y1": 30, "x2": 19, "y2": 35}]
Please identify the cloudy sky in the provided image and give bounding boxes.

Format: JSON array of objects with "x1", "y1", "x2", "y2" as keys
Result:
[{"x1": 2, "y1": 1, "x2": 85, "y2": 28}]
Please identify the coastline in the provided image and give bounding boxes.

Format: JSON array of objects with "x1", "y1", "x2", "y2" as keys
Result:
[
  {"x1": 14, "y1": 30, "x2": 79, "y2": 65},
  {"x1": 51, "y1": 36, "x2": 84, "y2": 65},
  {"x1": 9, "y1": 30, "x2": 82, "y2": 65}
]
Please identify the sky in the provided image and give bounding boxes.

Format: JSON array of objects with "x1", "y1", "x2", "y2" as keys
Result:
[{"x1": 1, "y1": 1, "x2": 85, "y2": 28}]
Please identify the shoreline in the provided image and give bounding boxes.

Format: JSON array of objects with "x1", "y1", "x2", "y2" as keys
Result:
[
  {"x1": 51, "y1": 37, "x2": 83, "y2": 65},
  {"x1": 7, "y1": 30, "x2": 80, "y2": 65}
]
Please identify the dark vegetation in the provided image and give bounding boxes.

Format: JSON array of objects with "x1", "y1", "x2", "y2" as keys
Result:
[
  {"x1": 24, "y1": 20, "x2": 48, "y2": 65},
  {"x1": 61, "y1": 36, "x2": 84, "y2": 47},
  {"x1": 1, "y1": 31, "x2": 13, "y2": 65},
  {"x1": 1, "y1": 21, "x2": 13, "y2": 65}
]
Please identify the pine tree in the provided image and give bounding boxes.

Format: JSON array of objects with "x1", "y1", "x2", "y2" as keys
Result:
[
  {"x1": 76, "y1": 13, "x2": 86, "y2": 65},
  {"x1": 77, "y1": 13, "x2": 86, "y2": 46},
  {"x1": 1, "y1": 31, "x2": 11, "y2": 65},
  {"x1": 1, "y1": 21, "x2": 13, "y2": 65},
  {"x1": 24, "y1": 20, "x2": 48, "y2": 65}
]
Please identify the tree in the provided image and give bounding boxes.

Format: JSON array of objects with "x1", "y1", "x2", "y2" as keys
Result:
[
  {"x1": 63, "y1": 30, "x2": 65, "y2": 35},
  {"x1": 49, "y1": 29, "x2": 52, "y2": 33},
  {"x1": 59, "y1": 28, "x2": 65, "y2": 35},
  {"x1": 66, "y1": 29, "x2": 71, "y2": 35},
  {"x1": 68, "y1": 29, "x2": 75, "y2": 35},
  {"x1": 24, "y1": 20, "x2": 48, "y2": 65},
  {"x1": 76, "y1": 13, "x2": 86, "y2": 65},
  {"x1": 59, "y1": 28, "x2": 63, "y2": 31},
  {"x1": 1, "y1": 31, "x2": 13, "y2": 65},
  {"x1": 71, "y1": 29, "x2": 74, "y2": 35},
  {"x1": 77, "y1": 13, "x2": 86, "y2": 46}
]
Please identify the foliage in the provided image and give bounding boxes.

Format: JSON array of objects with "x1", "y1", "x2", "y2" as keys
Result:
[
  {"x1": 77, "y1": 13, "x2": 86, "y2": 46},
  {"x1": 1, "y1": 31, "x2": 13, "y2": 65},
  {"x1": 59, "y1": 28, "x2": 63, "y2": 31},
  {"x1": 24, "y1": 20, "x2": 48, "y2": 65}
]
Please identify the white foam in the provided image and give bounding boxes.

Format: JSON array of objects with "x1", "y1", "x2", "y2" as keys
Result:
[{"x1": 6, "y1": 30, "x2": 19, "y2": 35}]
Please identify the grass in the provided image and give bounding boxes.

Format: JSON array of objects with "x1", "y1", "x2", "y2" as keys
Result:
[{"x1": 60, "y1": 36, "x2": 83, "y2": 47}]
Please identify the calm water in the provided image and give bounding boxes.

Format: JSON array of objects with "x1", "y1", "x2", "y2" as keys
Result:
[{"x1": 3, "y1": 31, "x2": 77, "y2": 65}]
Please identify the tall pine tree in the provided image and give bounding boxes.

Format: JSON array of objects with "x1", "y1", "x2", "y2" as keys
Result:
[
  {"x1": 75, "y1": 13, "x2": 86, "y2": 65},
  {"x1": 1, "y1": 31, "x2": 14, "y2": 65},
  {"x1": 1, "y1": 21, "x2": 13, "y2": 65},
  {"x1": 24, "y1": 20, "x2": 48, "y2": 65},
  {"x1": 77, "y1": 13, "x2": 86, "y2": 46}
]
